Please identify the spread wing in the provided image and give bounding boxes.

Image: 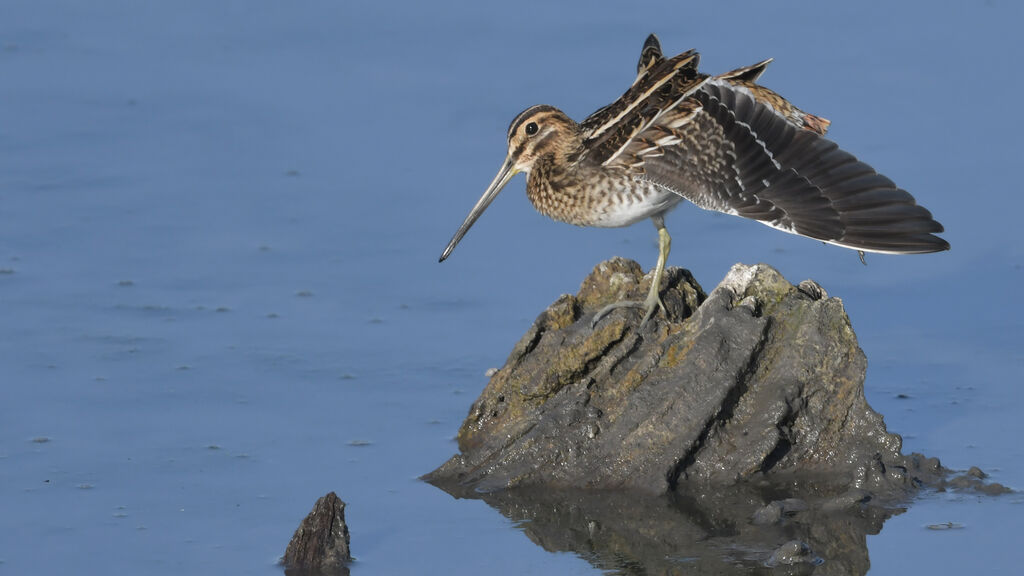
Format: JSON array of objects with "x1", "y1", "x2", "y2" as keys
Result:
[
  {"x1": 635, "y1": 80, "x2": 948, "y2": 254},
  {"x1": 577, "y1": 38, "x2": 947, "y2": 254}
]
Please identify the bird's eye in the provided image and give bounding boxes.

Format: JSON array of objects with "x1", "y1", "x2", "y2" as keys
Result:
[{"x1": 525, "y1": 122, "x2": 539, "y2": 135}]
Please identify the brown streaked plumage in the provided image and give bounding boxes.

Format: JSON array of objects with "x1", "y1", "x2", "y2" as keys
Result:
[{"x1": 440, "y1": 34, "x2": 948, "y2": 327}]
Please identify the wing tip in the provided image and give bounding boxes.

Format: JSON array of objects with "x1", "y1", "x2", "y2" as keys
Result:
[{"x1": 833, "y1": 232, "x2": 951, "y2": 254}]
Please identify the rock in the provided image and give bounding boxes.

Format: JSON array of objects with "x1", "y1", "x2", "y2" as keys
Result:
[
  {"x1": 424, "y1": 258, "x2": 1014, "y2": 573},
  {"x1": 977, "y1": 482, "x2": 1012, "y2": 496},
  {"x1": 283, "y1": 492, "x2": 351, "y2": 575},
  {"x1": 820, "y1": 488, "x2": 872, "y2": 512},
  {"x1": 751, "y1": 501, "x2": 784, "y2": 525},
  {"x1": 945, "y1": 472, "x2": 1013, "y2": 495},
  {"x1": 426, "y1": 259, "x2": 940, "y2": 496},
  {"x1": 947, "y1": 474, "x2": 977, "y2": 490},
  {"x1": 765, "y1": 540, "x2": 822, "y2": 568},
  {"x1": 967, "y1": 466, "x2": 988, "y2": 479},
  {"x1": 752, "y1": 498, "x2": 809, "y2": 525}
]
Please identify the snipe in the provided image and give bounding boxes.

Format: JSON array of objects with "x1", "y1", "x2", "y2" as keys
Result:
[{"x1": 440, "y1": 35, "x2": 948, "y2": 327}]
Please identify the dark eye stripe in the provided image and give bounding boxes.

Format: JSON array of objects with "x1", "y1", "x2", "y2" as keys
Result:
[{"x1": 514, "y1": 131, "x2": 556, "y2": 159}]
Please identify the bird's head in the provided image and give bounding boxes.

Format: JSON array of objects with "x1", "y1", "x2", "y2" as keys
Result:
[{"x1": 440, "y1": 105, "x2": 578, "y2": 262}]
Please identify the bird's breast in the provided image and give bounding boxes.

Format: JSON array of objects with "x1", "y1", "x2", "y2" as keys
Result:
[{"x1": 526, "y1": 168, "x2": 682, "y2": 228}]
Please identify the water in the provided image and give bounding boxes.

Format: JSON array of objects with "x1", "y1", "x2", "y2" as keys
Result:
[{"x1": 1, "y1": 1, "x2": 1021, "y2": 574}]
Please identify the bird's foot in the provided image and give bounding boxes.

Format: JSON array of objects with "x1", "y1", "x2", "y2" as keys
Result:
[{"x1": 591, "y1": 290, "x2": 666, "y2": 329}]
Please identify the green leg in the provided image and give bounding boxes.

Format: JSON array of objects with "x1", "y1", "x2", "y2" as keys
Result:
[
  {"x1": 643, "y1": 221, "x2": 671, "y2": 323},
  {"x1": 593, "y1": 216, "x2": 671, "y2": 328}
]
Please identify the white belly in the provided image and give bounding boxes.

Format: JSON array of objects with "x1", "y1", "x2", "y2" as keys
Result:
[{"x1": 589, "y1": 181, "x2": 683, "y2": 228}]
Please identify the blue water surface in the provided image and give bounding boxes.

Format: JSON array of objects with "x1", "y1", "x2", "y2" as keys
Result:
[{"x1": 1, "y1": 2, "x2": 1021, "y2": 574}]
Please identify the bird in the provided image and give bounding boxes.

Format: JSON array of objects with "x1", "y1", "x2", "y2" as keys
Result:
[{"x1": 439, "y1": 34, "x2": 948, "y2": 327}]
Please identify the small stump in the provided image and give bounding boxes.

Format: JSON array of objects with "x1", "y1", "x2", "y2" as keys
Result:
[{"x1": 283, "y1": 492, "x2": 351, "y2": 575}]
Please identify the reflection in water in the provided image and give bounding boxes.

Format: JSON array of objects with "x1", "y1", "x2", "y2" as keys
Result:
[
  {"x1": 284, "y1": 566, "x2": 349, "y2": 576},
  {"x1": 433, "y1": 481, "x2": 904, "y2": 575}
]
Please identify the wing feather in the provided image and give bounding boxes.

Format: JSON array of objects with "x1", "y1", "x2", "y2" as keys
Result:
[
  {"x1": 571, "y1": 40, "x2": 946, "y2": 254},
  {"x1": 580, "y1": 50, "x2": 706, "y2": 164},
  {"x1": 640, "y1": 81, "x2": 948, "y2": 254}
]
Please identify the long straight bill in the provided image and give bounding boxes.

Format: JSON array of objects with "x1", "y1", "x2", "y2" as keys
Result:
[{"x1": 439, "y1": 156, "x2": 518, "y2": 262}]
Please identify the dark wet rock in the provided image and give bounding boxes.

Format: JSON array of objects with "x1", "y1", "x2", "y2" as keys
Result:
[
  {"x1": 777, "y1": 497, "x2": 810, "y2": 514},
  {"x1": 427, "y1": 258, "x2": 944, "y2": 496},
  {"x1": 945, "y1": 472, "x2": 1012, "y2": 495},
  {"x1": 751, "y1": 501, "x2": 784, "y2": 525},
  {"x1": 939, "y1": 464, "x2": 1012, "y2": 495},
  {"x1": 947, "y1": 475, "x2": 976, "y2": 490},
  {"x1": 283, "y1": 492, "x2": 351, "y2": 576},
  {"x1": 820, "y1": 488, "x2": 872, "y2": 512},
  {"x1": 977, "y1": 482, "x2": 1012, "y2": 495},
  {"x1": 967, "y1": 466, "x2": 988, "y2": 479},
  {"x1": 753, "y1": 498, "x2": 810, "y2": 525},
  {"x1": 425, "y1": 258, "x2": 1014, "y2": 574},
  {"x1": 766, "y1": 540, "x2": 822, "y2": 568}
]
